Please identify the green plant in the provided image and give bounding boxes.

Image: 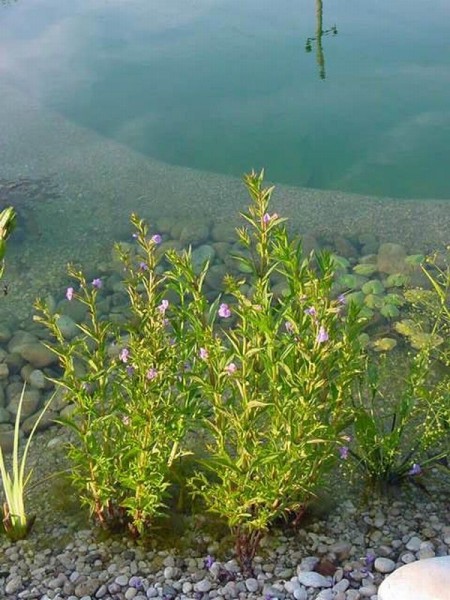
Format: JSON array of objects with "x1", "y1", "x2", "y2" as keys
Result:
[
  {"x1": 0, "y1": 206, "x2": 16, "y2": 279},
  {"x1": 345, "y1": 346, "x2": 447, "y2": 494},
  {"x1": 165, "y1": 171, "x2": 365, "y2": 574},
  {"x1": 0, "y1": 384, "x2": 52, "y2": 541},
  {"x1": 35, "y1": 226, "x2": 200, "y2": 536}
]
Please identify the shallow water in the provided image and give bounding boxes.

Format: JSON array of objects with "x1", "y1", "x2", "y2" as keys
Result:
[
  {"x1": 0, "y1": 0, "x2": 449, "y2": 319},
  {"x1": 1, "y1": 0, "x2": 450, "y2": 199}
]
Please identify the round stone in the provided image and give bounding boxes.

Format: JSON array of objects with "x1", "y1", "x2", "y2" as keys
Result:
[
  {"x1": 378, "y1": 556, "x2": 450, "y2": 600},
  {"x1": 194, "y1": 579, "x2": 212, "y2": 593},
  {"x1": 375, "y1": 558, "x2": 396, "y2": 574},
  {"x1": 297, "y1": 571, "x2": 332, "y2": 588},
  {"x1": 245, "y1": 578, "x2": 259, "y2": 593}
]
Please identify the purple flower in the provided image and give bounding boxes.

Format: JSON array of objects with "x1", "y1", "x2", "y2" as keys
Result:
[
  {"x1": 262, "y1": 212, "x2": 278, "y2": 224},
  {"x1": 338, "y1": 293, "x2": 346, "y2": 305},
  {"x1": 119, "y1": 348, "x2": 130, "y2": 363},
  {"x1": 339, "y1": 446, "x2": 349, "y2": 460},
  {"x1": 204, "y1": 555, "x2": 215, "y2": 569},
  {"x1": 199, "y1": 347, "x2": 208, "y2": 360},
  {"x1": 285, "y1": 321, "x2": 294, "y2": 334},
  {"x1": 151, "y1": 234, "x2": 162, "y2": 244},
  {"x1": 305, "y1": 306, "x2": 317, "y2": 317},
  {"x1": 146, "y1": 367, "x2": 158, "y2": 380},
  {"x1": 408, "y1": 463, "x2": 422, "y2": 476},
  {"x1": 139, "y1": 261, "x2": 148, "y2": 271},
  {"x1": 158, "y1": 299, "x2": 169, "y2": 314},
  {"x1": 363, "y1": 552, "x2": 376, "y2": 568},
  {"x1": 316, "y1": 326, "x2": 329, "y2": 343},
  {"x1": 126, "y1": 365, "x2": 135, "y2": 376},
  {"x1": 225, "y1": 362, "x2": 237, "y2": 375},
  {"x1": 66, "y1": 287, "x2": 74, "y2": 301},
  {"x1": 218, "y1": 303, "x2": 231, "y2": 318},
  {"x1": 92, "y1": 278, "x2": 103, "y2": 289}
]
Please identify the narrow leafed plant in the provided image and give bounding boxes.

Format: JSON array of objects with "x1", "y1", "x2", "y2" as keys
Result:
[
  {"x1": 166, "y1": 171, "x2": 365, "y2": 574},
  {"x1": 0, "y1": 384, "x2": 53, "y2": 541},
  {"x1": 35, "y1": 224, "x2": 200, "y2": 536}
]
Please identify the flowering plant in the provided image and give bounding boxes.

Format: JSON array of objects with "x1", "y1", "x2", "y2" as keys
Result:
[
  {"x1": 165, "y1": 171, "x2": 365, "y2": 573},
  {"x1": 35, "y1": 222, "x2": 199, "y2": 535}
]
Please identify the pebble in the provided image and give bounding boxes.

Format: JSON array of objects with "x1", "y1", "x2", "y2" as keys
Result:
[
  {"x1": 297, "y1": 571, "x2": 332, "y2": 588},
  {"x1": 374, "y1": 557, "x2": 396, "y2": 574}
]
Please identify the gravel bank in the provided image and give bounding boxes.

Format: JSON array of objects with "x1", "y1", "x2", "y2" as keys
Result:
[{"x1": 1, "y1": 426, "x2": 449, "y2": 600}]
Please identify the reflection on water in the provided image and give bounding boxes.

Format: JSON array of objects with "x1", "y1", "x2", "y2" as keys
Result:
[
  {"x1": 305, "y1": 0, "x2": 338, "y2": 80},
  {"x1": 1, "y1": 0, "x2": 450, "y2": 198}
]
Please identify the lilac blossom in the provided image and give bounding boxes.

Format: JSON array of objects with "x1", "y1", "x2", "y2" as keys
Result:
[
  {"x1": 92, "y1": 278, "x2": 103, "y2": 289},
  {"x1": 66, "y1": 287, "x2": 74, "y2": 301},
  {"x1": 199, "y1": 347, "x2": 208, "y2": 360},
  {"x1": 338, "y1": 293, "x2": 346, "y2": 305},
  {"x1": 225, "y1": 362, "x2": 237, "y2": 375},
  {"x1": 126, "y1": 365, "x2": 135, "y2": 377},
  {"x1": 339, "y1": 446, "x2": 349, "y2": 460},
  {"x1": 119, "y1": 348, "x2": 130, "y2": 363},
  {"x1": 285, "y1": 321, "x2": 294, "y2": 334},
  {"x1": 158, "y1": 299, "x2": 169, "y2": 314},
  {"x1": 316, "y1": 326, "x2": 329, "y2": 343},
  {"x1": 305, "y1": 306, "x2": 317, "y2": 317},
  {"x1": 408, "y1": 463, "x2": 422, "y2": 476},
  {"x1": 139, "y1": 261, "x2": 148, "y2": 271},
  {"x1": 204, "y1": 555, "x2": 215, "y2": 569},
  {"x1": 146, "y1": 367, "x2": 158, "y2": 380},
  {"x1": 262, "y1": 212, "x2": 278, "y2": 224},
  {"x1": 218, "y1": 303, "x2": 231, "y2": 318},
  {"x1": 151, "y1": 234, "x2": 162, "y2": 244}
]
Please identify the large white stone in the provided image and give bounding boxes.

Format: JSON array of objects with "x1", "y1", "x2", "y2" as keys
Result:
[{"x1": 378, "y1": 556, "x2": 450, "y2": 600}]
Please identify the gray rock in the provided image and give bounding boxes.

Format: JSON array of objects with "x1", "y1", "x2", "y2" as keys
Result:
[
  {"x1": 192, "y1": 244, "x2": 216, "y2": 274},
  {"x1": 7, "y1": 388, "x2": 41, "y2": 419},
  {"x1": 7, "y1": 330, "x2": 38, "y2": 354},
  {"x1": 74, "y1": 578, "x2": 100, "y2": 597},
  {"x1": 21, "y1": 409, "x2": 57, "y2": 435},
  {"x1": 194, "y1": 578, "x2": 212, "y2": 593},
  {"x1": 377, "y1": 243, "x2": 408, "y2": 275},
  {"x1": 293, "y1": 588, "x2": 308, "y2": 600},
  {"x1": 245, "y1": 578, "x2": 259, "y2": 593},
  {"x1": 28, "y1": 369, "x2": 47, "y2": 389},
  {"x1": 115, "y1": 574, "x2": 129, "y2": 586},
  {"x1": 374, "y1": 557, "x2": 396, "y2": 574},
  {"x1": 56, "y1": 315, "x2": 79, "y2": 340},
  {"x1": 297, "y1": 556, "x2": 320, "y2": 572},
  {"x1": 5, "y1": 575, "x2": 22, "y2": 594},
  {"x1": 179, "y1": 221, "x2": 210, "y2": 246},
  {"x1": 405, "y1": 536, "x2": 422, "y2": 552},
  {"x1": 297, "y1": 571, "x2": 332, "y2": 588},
  {"x1": 19, "y1": 342, "x2": 58, "y2": 368}
]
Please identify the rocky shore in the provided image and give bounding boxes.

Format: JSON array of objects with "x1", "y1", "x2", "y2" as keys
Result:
[{"x1": 1, "y1": 423, "x2": 449, "y2": 600}]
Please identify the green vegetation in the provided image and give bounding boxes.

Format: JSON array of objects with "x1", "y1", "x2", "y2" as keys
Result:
[{"x1": 0, "y1": 174, "x2": 446, "y2": 575}]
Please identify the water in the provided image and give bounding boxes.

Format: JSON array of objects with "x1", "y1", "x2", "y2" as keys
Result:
[
  {"x1": 1, "y1": 0, "x2": 450, "y2": 199},
  {"x1": 0, "y1": 0, "x2": 449, "y2": 318}
]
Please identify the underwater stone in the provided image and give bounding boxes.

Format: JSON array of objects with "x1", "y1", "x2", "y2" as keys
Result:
[
  {"x1": 191, "y1": 244, "x2": 215, "y2": 274},
  {"x1": 0, "y1": 424, "x2": 20, "y2": 453},
  {"x1": 179, "y1": 221, "x2": 210, "y2": 246},
  {"x1": 7, "y1": 388, "x2": 41, "y2": 420},
  {"x1": 297, "y1": 571, "x2": 332, "y2": 588},
  {"x1": 19, "y1": 342, "x2": 58, "y2": 368},
  {"x1": 7, "y1": 330, "x2": 39, "y2": 354},
  {"x1": 55, "y1": 315, "x2": 79, "y2": 340},
  {"x1": 374, "y1": 557, "x2": 396, "y2": 573},
  {"x1": 377, "y1": 243, "x2": 408, "y2": 275},
  {"x1": 378, "y1": 557, "x2": 450, "y2": 600}
]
